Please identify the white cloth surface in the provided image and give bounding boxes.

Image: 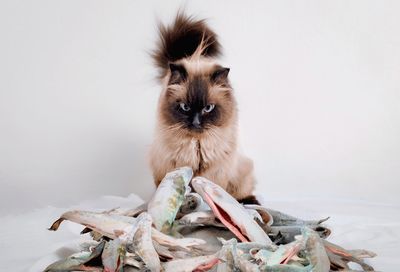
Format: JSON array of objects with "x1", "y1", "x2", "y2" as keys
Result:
[{"x1": 0, "y1": 194, "x2": 398, "y2": 271}]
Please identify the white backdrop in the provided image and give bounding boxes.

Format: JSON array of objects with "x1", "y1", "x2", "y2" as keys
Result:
[{"x1": 1, "y1": 0, "x2": 399, "y2": 216}]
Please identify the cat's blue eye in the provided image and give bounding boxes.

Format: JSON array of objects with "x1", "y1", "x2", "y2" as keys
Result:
[
  {"x1": 203, "y1": 104, "x2": 215, "y2": 113},
  {"x1": 180, "y1": 102, "x2": 190, "y2": 112}
]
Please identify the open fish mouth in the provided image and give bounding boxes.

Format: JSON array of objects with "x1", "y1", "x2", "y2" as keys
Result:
[{"x1": 202, "y1": 190, "x2": 249, "y2": 243}]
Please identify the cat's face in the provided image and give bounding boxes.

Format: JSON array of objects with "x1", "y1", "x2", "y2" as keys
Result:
[{"x1": 159, "y1": 62, "x2": 236, "y2": 134}]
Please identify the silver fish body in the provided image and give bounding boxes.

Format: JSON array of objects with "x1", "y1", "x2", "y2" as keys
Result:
[
  {"x1": 102, "y1": 239, "x2": 124, "y2": 272},
  {"x1": 44, "y1": 241, "x2": 105, "y2": 272},
  {"x1": 302, "y1": 227, "x2": 330, "y2": 272},
  {"x1": 265, "y1": 208, "x2": 329, "y2": 227},
  {"x1": 178, "y1": 192, "x2": 210, "y2": 215},
  {"x1": 177, "y1": 210, "x2": 224, "y2": 228},
  {"x1": 162, "y1": 254, "x2": 219, "y2": 272},
  {"x1": 148, "y1": 167, "x2": 193, "y2": 233},
  {"x1": 268, "y1": 225, "x2": 331, "y2": 244},
  {"x1": 132, "y1": 213, "x2": 161, "y2": 272},
  {"x1": 49, "y1": 209, "x2": 205, "y2": 251},
  {"x1": 49, "y1": 210, "x2": 138, "y2": 241}
]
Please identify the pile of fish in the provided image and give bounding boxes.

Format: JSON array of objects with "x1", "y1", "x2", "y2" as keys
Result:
[{"x1": 46, "y1": 167, "x2": 376, "y2": 272}]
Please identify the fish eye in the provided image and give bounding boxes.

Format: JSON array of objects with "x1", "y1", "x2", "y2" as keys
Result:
[
  {"x1": 203, "y1": 104, "x2": 215, "y2": 113},
  {"x1": 179, "y1": 102, "x2": 190, "y2": 112}
]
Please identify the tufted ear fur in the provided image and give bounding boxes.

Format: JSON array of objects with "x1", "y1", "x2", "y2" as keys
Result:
[
  {"x1": 168, "y1": 63, "x2": 187, "y2": 84},
  {"x1": 211, "y1": 67, "x2": 230, "y2": 84}
]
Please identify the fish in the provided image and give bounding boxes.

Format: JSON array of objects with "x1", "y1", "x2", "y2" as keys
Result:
[
  {"x1": 302, "y1": 227, "x2": 330, "y2": 272},
  {"x1": 124, "y1": 252, "x2": 144, "y2": 269},
  {"x1": 123, "y1": 266, "x2": 141, "y2": 272},
  {"x1": 49, "y1": 209, "x2": 205, "y2": 251},
  {"x1": 102, "y1": 239, "x2": 125, "y2": 272},
  {"x1": 262, "y1": 264, "x2": 310, "y2": 272},
  {"x1": 327, "y1": 250, "x2": 350, "y2": 270},
  {"x1": 236, "y1": 255, "x2": 260, "y2": 272},
  {"x1": 264, "y1": 208, "x2": 329, "y2": 227},
  {"x1": 181, "y1": 226, "x2": 235, "y2": 254},
  {"x1": 230, "y1": 241, "x2": 277, "y2": 254},
  {"x1": 151, "y1": 227, "x2": 206, "y2": 251},
  {"x1": 44, "y1": 240, "x2": 105, "y2": 272},
  {"x1": 217, "y1": 238, "x2": 238, "y2": 272},
  {"x1": 191, "y1": 176, "x2": 273, "y2": 246},
  {"x1": 132, "y1": 213, "x2": 161, "y2": 272},
  {"x1": 178, "y1": 192, "x2": 210, "y2": 215},
  {"x1": 347, "y1": 249, "x2": 377, "y2": 259},
  {"x1": 177, "y1": 210, "x2": 224, "y2": 228},
  {"x1": 323, "y1": 240, "x2": 375, "y2": 271},
  {"x1": 147, "y1": 167, "x2": 193, "y2": 233},
  {"x1": 244, "y1": 204, "x2": 274, "y2": 226},
  {"x1": 254, "y1": 236, "x2": 305, "y2": 267},
  {"x1": 122, "y1": 202, "x2": 148, "y2": 217},
  {"x1": 162, "y1": 254, "x2": 219, "y2": 272},
  {"x1": 268, "y1": 225, "x2": 331, "y2": 244},
  {"x1": 49, "y1": 210, "x2": 139, "y2": 242}
]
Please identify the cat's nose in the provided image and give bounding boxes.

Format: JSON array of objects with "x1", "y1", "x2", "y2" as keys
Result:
[{"x1": 192, "y1": 113, "x2": 201, "y2": 128}]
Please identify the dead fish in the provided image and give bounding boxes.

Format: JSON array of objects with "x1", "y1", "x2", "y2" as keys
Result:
[
  {"x1": 122, "y1": 202, "x2": 148, "y2": 217},
  {"x1": 265, "y1": 208, "x2": 329, "y2": 227},
  {"x1": 226, "y1": 241, "x2": 277, "y2": 254},
  {"x1": 44, "y1": 240, "x2": 105, "y2": 272},
  {"x1": 49, "y1": 210, "x2": 138, "y2": 242},
  {"x1": 244, "y1": 204, "x2": 274, "y2": 226},
  {"x1": 123, "y1": 266, "x2": 141, "y2": 272},
  {"x1": 323, "y1": 240, "x2": 375, "y2": 271},
  {"x1": 192, "y1": 176, "x2": 273, "y2": 246},
  {"x1": 132, "y1": 213, "x2": 161, "y2": 272},
  {"x1": 262, "y1": 264, "x2": 310, "y2": 272},
  {"x1": 151, "y1": 227, "x2": 206, "y2": 251},
  {"x1": 217, "y1": 238, "x2": 238, "y2": 272},
  {"x1": 236, "y1": 255, "x2": 260, "y2": 272},
  {"x1": 162, "y1": 254, "x2": 219, "y2": 272},
  {"x1": 102, "y1": 239, "x2": 125, "y2": 272},
  {"x1": 254, "y1": 236, "x2": 305, "y2": 267},
  {"x1": 216, "y1": 238, "x2": 270, "y2": 272},
  {"x1": 327, "y1": 250, "x2": 350, "y2": 270},
  {"x1": 124, "y1": 252, "x2": 144, "y2": 269},
  {"x1": 181, "y1": 226, "x2": 235, "y2": 255},
  {"x1": 268, "y1": 225, "x2": 331, "y2": 244},
  {"x1": 148, "y1": 167, "x2": 193, "y2": 233},
  {"x1": 178, "y1": 192, "x2": 210, "y2": 215},
  {"x1": 302, "y1": 227, "x2": 330, "y2": 272},
  {"x1": 49, "y1": 209, "x2": 205, "y2": 251},
  {"x1": 177, "y1": 211, "x2": 224, "y2": 228},
  {"x1": 347, "y1": 249, "x2": 377, "y2": 259}
]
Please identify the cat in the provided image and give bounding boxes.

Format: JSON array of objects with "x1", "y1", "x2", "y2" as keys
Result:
[{"x1": 149, "y1": 13, "x2": 258, "y2": 204}]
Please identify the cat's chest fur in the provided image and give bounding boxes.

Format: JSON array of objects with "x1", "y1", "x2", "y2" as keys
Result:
[{"x1": 169, "y1": 134, "x2": 233, "y2": 174}]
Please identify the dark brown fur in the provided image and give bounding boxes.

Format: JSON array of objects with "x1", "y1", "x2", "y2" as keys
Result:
[{"x1": 152, "y1": 12, "x2": 221, "y2": 80}]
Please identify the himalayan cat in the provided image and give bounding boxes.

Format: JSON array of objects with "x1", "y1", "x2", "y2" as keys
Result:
[{"x1": 149, "y1": 13, "x2": 258, "y2": 204}]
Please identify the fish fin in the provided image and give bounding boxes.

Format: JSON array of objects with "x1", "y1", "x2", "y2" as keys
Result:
[
  {"x1": 81, "y1": 227, "x2": 92, "y2": 234},
  {"x1": 48, "y1": 218, "x2": 64, "y2": 231},
  {"x1": 317, "y1": 216, "x2": 330, "y2": 224}
]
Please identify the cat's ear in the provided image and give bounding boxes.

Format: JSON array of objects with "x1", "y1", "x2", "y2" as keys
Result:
[
  {"x1": 168, "y1": 63, "x2": 187, "y2": 84},
  {"x1": 211, "y1": 67, "x2": 230, "y2": 84}
]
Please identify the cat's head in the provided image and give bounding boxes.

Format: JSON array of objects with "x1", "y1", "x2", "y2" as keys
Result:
[{"x1": 158, "y1": 59, "x2": 237, "y2": 134}]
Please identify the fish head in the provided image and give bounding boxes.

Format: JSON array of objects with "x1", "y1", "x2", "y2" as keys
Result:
[
  {"x1": 166, "y1": 166, "x2": 193, "y2": 185},
  {"x1": 191, "y1": 177, "x2": 235, "y2": 206},
  {"x1": 192, "y1": 177, "x2": 250, "y2": 242}
]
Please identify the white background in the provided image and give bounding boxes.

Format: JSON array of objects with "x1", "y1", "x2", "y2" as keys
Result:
[{"x1": 1, "y1": 0, "x2": 400, "y2": 217}]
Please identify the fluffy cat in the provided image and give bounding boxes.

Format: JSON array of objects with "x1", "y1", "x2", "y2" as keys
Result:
[{"x1": 149, "y1": 13, "x2": 257, "y2": 203}]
